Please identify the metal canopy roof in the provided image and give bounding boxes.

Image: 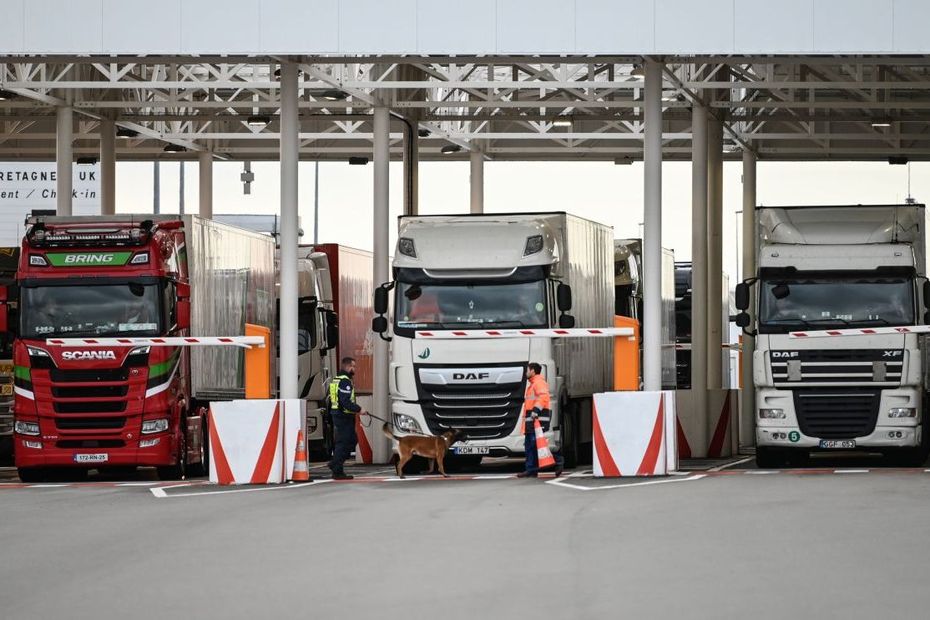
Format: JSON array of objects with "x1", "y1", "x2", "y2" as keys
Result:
[{"x1": 3, "y1": 55, "x2": 930, "y2": 162}]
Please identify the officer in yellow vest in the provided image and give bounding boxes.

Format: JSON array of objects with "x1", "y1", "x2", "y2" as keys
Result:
[{"x1": 328, "y1": 357, "x2": 365, "y2": 480}]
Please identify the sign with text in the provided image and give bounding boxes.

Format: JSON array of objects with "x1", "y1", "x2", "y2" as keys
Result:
[{"x1": 0, "y1": 163, "x2": 101, "y2": 246}]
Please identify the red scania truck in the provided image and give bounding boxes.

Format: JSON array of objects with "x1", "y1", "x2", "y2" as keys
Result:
[{"x1": 4, "y1": 215, "x2": 275, "y2": 482}]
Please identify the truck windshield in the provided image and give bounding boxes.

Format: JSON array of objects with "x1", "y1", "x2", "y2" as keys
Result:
[
  {"x1": 395, "y1": 280, "x2": 547, "y2": 330},
  {"x1": 758, "y1": 276, "x2": 914, "y2": 333},
  {"x1": 20, "y1": 282, "x2": 163, "y2": 338}
]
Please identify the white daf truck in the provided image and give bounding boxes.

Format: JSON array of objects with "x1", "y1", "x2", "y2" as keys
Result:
[
  {"x1": 372, "y1": 212, "x2": 614, "y2": 467},
  {"x1": 735, "y1": 205, "x2": 930, "y2": 467}
]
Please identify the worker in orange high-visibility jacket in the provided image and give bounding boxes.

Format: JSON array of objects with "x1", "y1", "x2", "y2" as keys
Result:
[{"x1": 517, "y1": 362, "x2": 564, "y2": 478}]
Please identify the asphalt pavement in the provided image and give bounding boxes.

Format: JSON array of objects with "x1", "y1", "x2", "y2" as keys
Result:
[{"x1": 3, "y1": 459, "x2": 930, "y2": 619}]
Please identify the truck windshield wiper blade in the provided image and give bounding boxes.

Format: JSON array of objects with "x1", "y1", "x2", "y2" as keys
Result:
[{"x1": 805, "y1": 318, "x2": 851, "y2": 327}]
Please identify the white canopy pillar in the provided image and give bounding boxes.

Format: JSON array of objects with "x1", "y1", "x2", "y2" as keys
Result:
[
  {"x1": 373, "y1": 105, "x2": 391, "y2": 429},
  {"x1": 278, "y1": 62, "x2": 299, "y2": 399},
  {"x1": 198, "y1": 150, "x2": 213, "y2": 219},
  {"x1": 706, "y1": 116, "x2": 724, "y2": 390},
  {"x1": 99, "y1": 119, "x2": 116, "y2": 215},
  {"x1": 470, "y1": 149, "x2": 484, "y2": 214},
  {"x1": 691, "y1": 103, "x2": 710, "y2": 454},
  {"x1": 403, "y1": 121, "x2": 419, "y2": 216},
  {"x1": 741, "y1": 149, "x2": 758, "y2": 450},
  {"x1": 642, "y1": 59, "x2": 664, "y2": 392},
  {"x1": 56, "y1": 105, "x2": 73, "y2": 215}
]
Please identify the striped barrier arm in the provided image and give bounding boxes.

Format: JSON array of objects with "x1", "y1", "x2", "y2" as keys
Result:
[
  {"x1": 414, "y1": 327, "x2": 635, "y2": 339},
  {"x1": 788, "y1": 326, "x2": 930, "y2": 339},
  {"x1": 46, "y1": 336, "x2": 267, "y2": 349}
]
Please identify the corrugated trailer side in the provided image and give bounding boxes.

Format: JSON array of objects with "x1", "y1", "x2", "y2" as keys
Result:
[
  {"x1": 184, "y1": 216, "x2": 276, "y2": 400},
  {"x1": 553, "y1": 214, "x2": 614, "y2": 397}
]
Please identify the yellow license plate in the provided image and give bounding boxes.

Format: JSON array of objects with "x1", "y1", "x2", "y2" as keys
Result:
[
  {"x1": 1, "y1": 384, "x2": 12, "y2": 396},
  {"x1": 0, "y1": 364, "x2": 13, "y2": 376}
]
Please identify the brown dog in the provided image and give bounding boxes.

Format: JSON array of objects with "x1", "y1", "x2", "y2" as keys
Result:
[{"x1": 382, "y1": 424, "x2": 466, "y2": 478}]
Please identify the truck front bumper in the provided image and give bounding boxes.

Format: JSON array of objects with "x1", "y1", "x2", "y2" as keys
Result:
[
  {"x1": 756, "y1": 387, "x2": 922, "y2": 449},
  {"x1": 13, "y1": 432, "x2": 176, "y2": 468},
  {"x1": 390, "y1": 401, "x2": 561, "y2": 457}
]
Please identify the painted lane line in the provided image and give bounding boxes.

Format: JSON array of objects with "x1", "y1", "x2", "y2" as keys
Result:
[
  {"x1": 115, "y1": 482, "x2": 158, "y2": 487},
  {"x1": 152, "y1": 480, "x2": 330, "y2": 498},
  {"x1": 384, "y1": 477, "x2": 422, "y2": 482},
  {"x1": 709, "y1": 456, "x2": 754, "y2": 472},
  {"x1": 745, "y1": 470, "x2": 780, "y2": 475},
  {"x1": 835, "y1": 469, "x2": 870, "y2": 474},
  {"x1": 546, "y1": 474, "x2": 707, "y2": 492},
  {"x1": 28, "y1": 484, "x2": 67, "y2": 488},
  {"x1": 474, "y1": 475, "x2": 518, "y2": 480}
]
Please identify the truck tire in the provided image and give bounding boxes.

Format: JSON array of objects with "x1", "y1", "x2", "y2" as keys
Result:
[
  {"x1": 17, "y1": 467, "x2": 45, "y2": 483},
  {"x1": 561, "y1": 400, "x2": 579, "y2": 469},
  {"x1": 755, "y1": 446, "x2": 787, "y2": 469}
]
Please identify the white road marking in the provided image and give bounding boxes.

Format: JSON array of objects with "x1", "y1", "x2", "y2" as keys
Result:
[
  {"x1": 384, "y1": 477, "x2": 422, "y2": 482},
  {"x1": 835, "y1": 469, "x2": 870, "y2": 474},
  {"x1": 28, "y1": 484, "x2": 67, "y2": 488},
  {"x1": 709, "y1": 457, "x2": 754, "y2": 472},
  {"x1": 115, "y1": 482, "x2": 158, "y2": 487},
  {"x1": 474, "y1": 474, "x2": 517, "y2": 479},
  {"x1": 546, "y1": 474, "x2": 707, "y2": 492},
  {"x1": 151, "y1": 480, "x2": 330, "y2": 498},
  {"x1": 745, "y1": 470, "x2": 780, "y2": 475}
]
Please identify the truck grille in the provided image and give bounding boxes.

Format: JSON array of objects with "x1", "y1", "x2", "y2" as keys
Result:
[
  {"x1": 793, "y1": 388, "x2": 880, "y2": 439},
  {"x1": 771, "y1": 349, "x2": 903, "y2": 385},
  {"x1": 55, "y1": 417, "x2": 126, "y2": 430},
  {"x1": 54, "y1": 401, "x2": 127, "y2": 414},
  {"x1": 52, "y1": 385, "x2": 128, "y2": 398},
  {"x1": 415, "y1": 365, "x2": 526, "y2": 440},
  {"x1": 50, "y1": 367, "x2": 130, "y2": 382}
]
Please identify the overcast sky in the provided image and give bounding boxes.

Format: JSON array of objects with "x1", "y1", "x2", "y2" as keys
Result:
[{"x1": 113, "y1": 159, "x2": 927, "y2": 285}]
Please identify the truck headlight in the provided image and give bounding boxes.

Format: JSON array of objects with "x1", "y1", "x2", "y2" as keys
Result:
[
  {"x1": 139, "y1": 438, "x2": 161, "y2": 448},
  {"x1": 393, "y1": 414, "x2": 423, "y2": 434},
  {"x1": 141, "y1": 418, "x2": 169, "y2": 434},
  {"x1": 889, "y1": 407, "x2": 917, "y2": 418},
  {"x1": 14, "y1": 420, "x2": 40, "y2": 436},
  {"x1": 759, "y1": 408, "x2": 786, "y2": 419},
  {"x1": 26, "y1": 346, "x2": 50, "y2": 358}
]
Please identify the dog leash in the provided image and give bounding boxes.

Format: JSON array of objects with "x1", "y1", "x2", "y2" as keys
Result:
[{"x1": 358, "y1": 411, "x2": 433, "y2": 437}]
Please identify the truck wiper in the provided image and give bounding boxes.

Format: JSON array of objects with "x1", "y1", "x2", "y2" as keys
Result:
[{"x1": 805, "y1": 318, "x2": 851, "y2": 327}]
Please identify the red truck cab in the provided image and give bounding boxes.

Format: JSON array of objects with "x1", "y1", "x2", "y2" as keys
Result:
[{"x1": 5, "y1": 216, "x2": 204, "y2": 482}]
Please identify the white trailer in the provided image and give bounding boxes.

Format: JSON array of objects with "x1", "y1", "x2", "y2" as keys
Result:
[
  {"x1": 735, "y1": 204, "x2": 929, "y2": 467},
  {"x1": 372, "y1": 212, "x2": 613, "y2": 467}
]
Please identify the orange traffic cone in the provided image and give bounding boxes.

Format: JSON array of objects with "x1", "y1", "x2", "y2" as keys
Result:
[
  {"x1": 533, "y1": 418, "x2": 556, "y2": 469},
  {"x1": 292, "y1": 429, "x2": 310, "y2": 481}
]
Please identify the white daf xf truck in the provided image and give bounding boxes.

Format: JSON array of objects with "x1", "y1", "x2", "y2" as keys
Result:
[
  {"x1": 735, "y1": 204, "x2": 930, "y2": 467},
  {"x1": 372, "y1": 212, "x2": 614, "y2": 467}
]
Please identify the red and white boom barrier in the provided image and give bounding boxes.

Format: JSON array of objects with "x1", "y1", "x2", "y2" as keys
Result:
[
  {"x1": 47, "y1": 336, "x2": 266, "y2": 349},
  {"x1": 592, "y1": 391, "x2": 677, "y2": 477},
  {"x1": 789, "y1": 326, "x2": 930, "y2": 338},
  {"x1": 415, "y1": 328, "x2": 634, "y2": 339}
]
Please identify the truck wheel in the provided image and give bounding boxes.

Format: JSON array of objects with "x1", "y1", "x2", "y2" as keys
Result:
[
  {"x1": 561, "y1": 400, "x2": 579, "y2": 469},
  {"x1": 755, "y1": 447, "x2": 787, "y2": 469},
  {"x1": 17, "y1": 467, "x2": 45, "y2": 483}
]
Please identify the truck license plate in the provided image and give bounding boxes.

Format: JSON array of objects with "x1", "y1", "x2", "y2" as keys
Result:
[
  {"x1": 74, "y1": 453, "x2": 108, "y2": 463},
  {"x1": 454, "y1": 446, "x2": 489, "y2": 456},
  {"x1": 0, "y1": 384, "x2": 11, "y2": 396},
  {"x1": 819, "y1": 440, "x2": 856, "y2": 449}
]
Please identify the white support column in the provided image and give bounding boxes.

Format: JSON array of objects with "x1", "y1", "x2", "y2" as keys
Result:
[
  {"x1": 56, "y1": 106, "x2": 73, "y2": 215},
  {"x1": 470, "y1": 149, "x2": 484, "y2": 214},
  {"x1": 643, "y1": 59, "x2": 664, "y2": 392},
  {"x1": 198, "y1": 150, "x2": 213, "y2": 219},
  {"x1": 373, "y1": 106, "x2": 391, "y2": 432},
  {"x1": 706, "y1": 116, "x2": 724, "y2": 390},
  {"x1": 99, "y1": 119, "x2": 116, "y2": 215},
  {"x1": 278, "y1": 62, "x2": 299, "y2": 400},
  {"x1": 691, "y1": 104, "x2": 709, "y2": 454},
  {"x1": 741, "y1": 149, "x2": 757, "y2": 450}
]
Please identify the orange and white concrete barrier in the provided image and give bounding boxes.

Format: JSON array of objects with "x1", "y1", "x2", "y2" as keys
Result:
[
  {"x1": 592, "y1": 391, "x2": 677, "y2": 477},
  {"x1": 208, "y1": 399, "x2": 305, "y2": 485}
]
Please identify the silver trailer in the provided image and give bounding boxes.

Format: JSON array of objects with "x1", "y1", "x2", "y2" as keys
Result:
[{"x1": 183, "y1": 216, "x2": 276, "y2": 400}]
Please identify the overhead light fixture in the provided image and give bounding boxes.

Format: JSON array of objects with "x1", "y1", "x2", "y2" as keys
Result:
[
  {"x1": 871, "y1": 118, "x2": 893, "y2": 128},
  {"x1": 116, "y1": 127, "x2": 139, "y2": 138},
  {"x1": 0, "y1": 89, "x2": 16, "y2": 101},
  {"x1": 76, "y1": 156, "x2": 98, "y2": 165},
  {"x1": 440, "y1": 144, "x2": 462, "y2": 155},
  {"x1": 348, "y1": 156, "x2": 369, "y2": 165},
  {"x1": 552, "y1": 118, "x2": 573, "y2": 128},
  {"x1": 318, "y1": 89, "x2": 347, "y2": 102},
  {"x1": 889, "y1": 155, "x2": 909, "y2": 165},
  {"x1": 630, "y1": 65, "x2": 645, "y2": 77},
  {"x1": 418, "y1": 128, "x2": 432, "y2": 138},
  {"x1": 163, "y1": 144, "x2": 187, "y2": 153},
  {"x1": 247, "y1": 115, "x2": 270, "y2": 127},
  {"x1": 613, "y1": 156, "x2": 633, "y2": 166}
]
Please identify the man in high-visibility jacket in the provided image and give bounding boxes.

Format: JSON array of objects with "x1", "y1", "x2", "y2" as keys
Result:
[
  {"x1": 327, "y1": 356, "x2": 365, "y2": 480},
  {"x1": 517, "y1": 362, "x2": 564, "y2": 478}
]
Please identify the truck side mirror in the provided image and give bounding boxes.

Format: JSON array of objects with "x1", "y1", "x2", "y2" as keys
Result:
[
  {"x1": 923, "y1": 280, "x2": 930, "y2": 309},
  {"x1": 324, "y1": 309, "x2": 339, "y2": 351},
  {"x1": 558, "y1": 314, "x2": 575, "y2": 329},
  {"x1": 557, "y1": 283, "x2": 573, "y2": 312},
  {"x1": 374, "y1": 286, "x2": 390, "y2": 315},
  {"x1": 735, "y1": 282, "x2": 750, "y2": 311},
  {"x1": 372, "y1": 316, "x2": 388, "y2": 334},
  {"x1": 735, "y1": 312, "x2": 751, "y2": 328}
]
